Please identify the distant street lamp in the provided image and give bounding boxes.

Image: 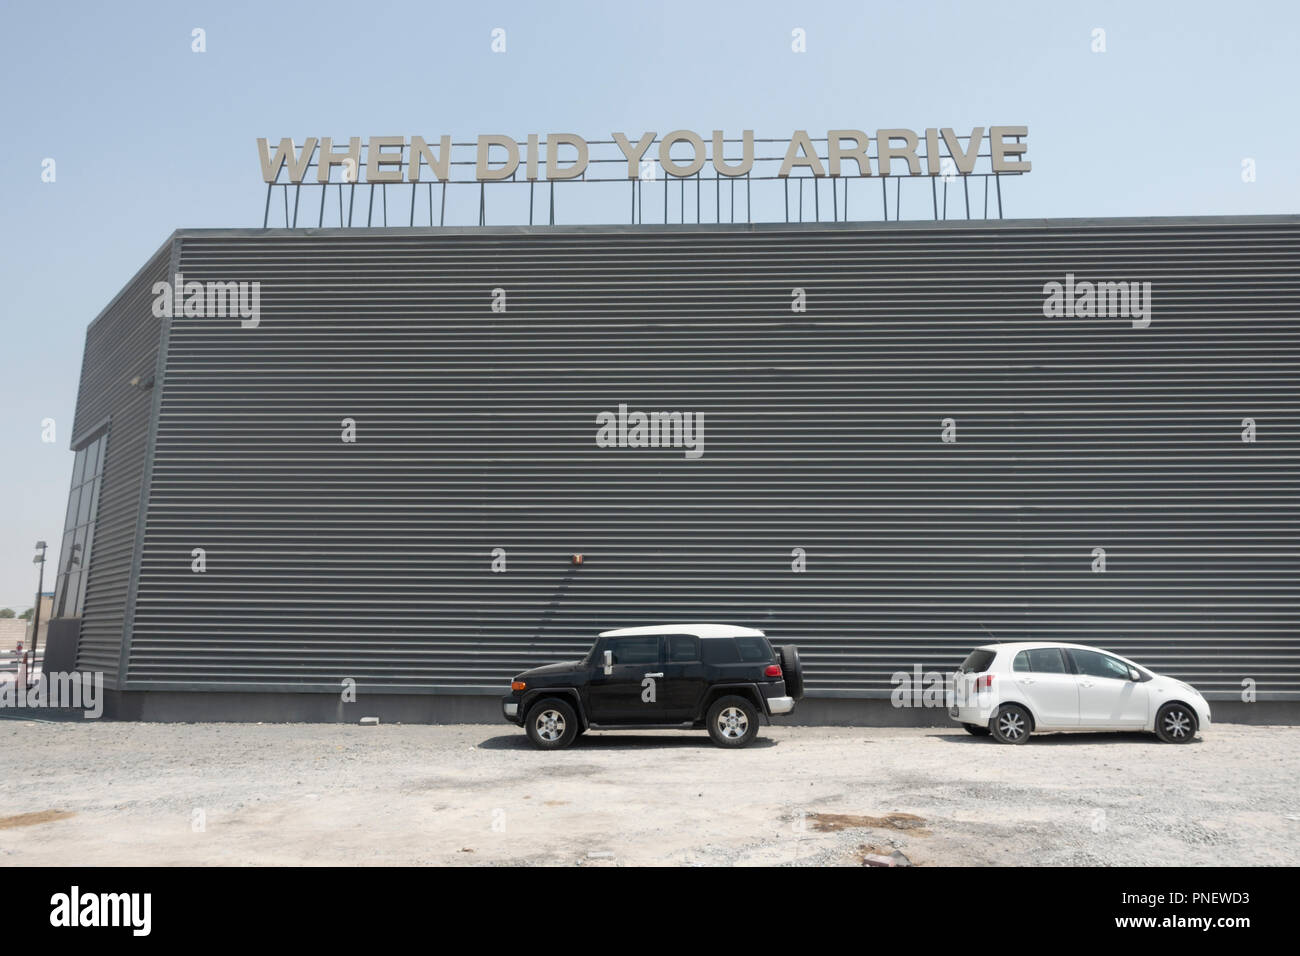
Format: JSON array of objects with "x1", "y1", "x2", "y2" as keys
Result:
[{"x1": 30, "y1": 541, "x2": 46, "y2": 684}]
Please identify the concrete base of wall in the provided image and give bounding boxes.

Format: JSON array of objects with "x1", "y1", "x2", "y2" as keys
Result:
[{"x1": 88, "y1": 691, "x2": 1300, "y2": 727}]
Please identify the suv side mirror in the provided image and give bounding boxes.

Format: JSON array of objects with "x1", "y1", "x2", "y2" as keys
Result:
[{"x1": 603, "y1": 650, "x2": 613, "y2": 675}]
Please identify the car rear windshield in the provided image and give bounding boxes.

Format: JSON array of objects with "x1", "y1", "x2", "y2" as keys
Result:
[{"x1": 958, "y1": 649, "x2": 997, "y2": 673}]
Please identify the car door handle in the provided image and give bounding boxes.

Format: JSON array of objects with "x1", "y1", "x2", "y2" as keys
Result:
[
  {"x1": 644, "y1": 672, "x2": 663, "y2": 678},
  {"x1": 1079, "y1": 680, "x2": 1095, "y2": 687},
  {"x1": 1018, "y1": 677, "x2": 1035, "y2": 685}
]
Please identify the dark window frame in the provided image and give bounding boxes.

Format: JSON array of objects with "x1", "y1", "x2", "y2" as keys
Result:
[{"x1": 53, "y1": 429, "x2": 108, "y2": 618}]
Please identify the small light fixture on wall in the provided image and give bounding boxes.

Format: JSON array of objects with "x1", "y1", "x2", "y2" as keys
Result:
[{"x1": 571, "y1": 553, "x2": 584, "y2": 566}]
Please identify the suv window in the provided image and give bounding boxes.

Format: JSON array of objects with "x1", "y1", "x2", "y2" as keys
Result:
[
  {"x1": 667, "y1": 635, "x2": 700, "y2": 662},
  {"x1": 608, "y1": 636, "x2": 660, "y2": 666},
  {"x1": 1013, "y1": 647, "x2": 1069, "y2": 674},
  {"x1": 702, "y1": 640, "x2": 740, "y2": 664},
  {"x1": 735, "y1": 637, "x2": 774, "y2": 662},
  {"x1": 1070, "y1": 649, "x2": 1131, "y2": 680},
  {"x1": 958, "y1": 649, "x2": 996, "y2": 673}
]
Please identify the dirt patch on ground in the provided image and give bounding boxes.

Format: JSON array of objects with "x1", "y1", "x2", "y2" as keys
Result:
[
  {"x1": 809, "y1": 811, "x2": 930, "y2": 835},
  {"x1": 0, "y1": 810, "x2": 75, "y2": 829}
]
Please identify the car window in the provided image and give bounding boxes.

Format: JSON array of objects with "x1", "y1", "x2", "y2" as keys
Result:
[
  {"x1": 958, "y1": 649, "x2": 996, "y2": 673},
  {"x1": 1025, "y1": 648, "x2": 1068, "y2": 673},
  {"x1": 735, "y1": 637, "x2": 773, "y2": 662},
  {"x1": 609, "y1": 636, "x2": 660, "y2": 665},
  {"x1": 701, "y1": 639, "x2": 741, "y2": 664},
  {"x1": 667, "y1": 635, "x2": 700, "y2": 662},
  {"x1": 1071, "y1": 649, "x2": 1131, "y2": 680},
  {"x1": 1012, "y1": 651, "x2": 1031, "y2": 672}
]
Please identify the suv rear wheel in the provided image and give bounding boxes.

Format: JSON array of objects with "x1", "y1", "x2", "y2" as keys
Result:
[
  {"x1": 706, "y1": 695, "x2": 759, "y2": 748},
  {"x1": 525, "y1": 698, "x2": 579, "y2": 750}
]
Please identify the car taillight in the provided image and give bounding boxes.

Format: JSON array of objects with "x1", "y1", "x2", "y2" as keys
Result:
[
  {"x1": 979, "y1": 674, "x2": 994, "y2": 689},
  {"x1": 511, "y1": 680, "x2": 526, "y2": 692},
  {"x1": 764, "y1": 664, "x2": 782, "y2": 678}
]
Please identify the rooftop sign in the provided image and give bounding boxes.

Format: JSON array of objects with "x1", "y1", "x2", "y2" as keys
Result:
[{"x1": 258, "y1": 127, "x2": 1030, "y2": 185}]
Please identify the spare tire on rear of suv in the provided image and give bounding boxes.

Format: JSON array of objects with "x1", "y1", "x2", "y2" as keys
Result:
[{"x1": 776, "y1": 645, "x2": 805, "y2": 700}]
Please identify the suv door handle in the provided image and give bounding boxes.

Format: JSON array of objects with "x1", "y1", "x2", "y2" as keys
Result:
[{"x1": 644, "y1": 672, "x2": 663, "y2": 678}]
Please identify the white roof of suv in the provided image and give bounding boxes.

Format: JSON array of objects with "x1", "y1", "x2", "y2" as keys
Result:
[{"x1": 598, "y1": 623, "x2": 766, "y2": 639}]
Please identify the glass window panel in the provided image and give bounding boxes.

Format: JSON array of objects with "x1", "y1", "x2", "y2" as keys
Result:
[
  {"x1": 82, "y1": 438, "x2": 100, "y2": 479},
  {"x1": 76, "y1": 480, "x2": 94, "y2": 524},
  {"x1": 70, "y1": 525, "x2": 88, "y2": 570},
  {"x1": 59, "y1": 530, "x2": 75, "y2": 574},
  {"x1": 70, "y1": 447, "x2": 86, "y2": 487},
  {"x1": 63, "y1": 485, "x2": 81, "y2": 533},
  {"x1": 74, "y1": 564, "x2": 90, "y2": 616}
]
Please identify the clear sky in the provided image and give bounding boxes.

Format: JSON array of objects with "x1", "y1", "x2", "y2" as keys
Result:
[{"x1": 0, "y1": 0, "x2": 1297, "y2": 610}]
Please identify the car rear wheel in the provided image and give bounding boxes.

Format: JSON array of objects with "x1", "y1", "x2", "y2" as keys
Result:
[
  {"x1": 963, "y1": 723, "x2": 991, "y2": 737},
  {"x1": 776, "y1": 645, "x2": 805, "y2": 700},
  {"x1": 524, "y1": 698, "x2": 579, "y2": 750},
  {"x1": 1155, "y1": 702, "x2": 1197, "y2": 743},
  {"x1": 706, "y1": 695, "x2": 760, "y2": 748},
  {"x1": 990, "y1": 704, "x2": 1032, "y2": 744}
]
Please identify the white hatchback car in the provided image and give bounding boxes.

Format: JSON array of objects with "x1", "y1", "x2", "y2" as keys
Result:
[{"x1": 949, "y1": 642, "x2": 1211, "y2": 744}]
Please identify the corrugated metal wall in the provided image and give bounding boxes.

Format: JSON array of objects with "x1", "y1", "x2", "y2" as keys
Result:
[
  {"x1": 71, "y1": 240, "x2": 173, "y2": 682},
  {"x1": 118, "y1": 218, "x2": 1300, "y2": 699}
]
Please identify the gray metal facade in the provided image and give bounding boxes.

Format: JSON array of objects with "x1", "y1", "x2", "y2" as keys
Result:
[{"x1": 67, "y1": 217, "x2": 1300, "y2": 703}]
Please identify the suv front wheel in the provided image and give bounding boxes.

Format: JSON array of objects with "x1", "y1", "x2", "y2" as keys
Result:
[
  {"x1": 706, "y1": 695, "x2": 760, "y2": 748},
  {"x1": 524, "y1": 698, "x2": 580, "y2": 750}
]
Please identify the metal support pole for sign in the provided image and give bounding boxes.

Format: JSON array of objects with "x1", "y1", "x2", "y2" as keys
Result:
[
  {"x1": 549, "y1": 182, "x2": 555, "y2": 225},
  {"x1": 832, "y1": 178, "x2": 837, "y2": 222},
  {"x1": 530, "y1": 181, "x2": 535, "y2": 226},
  {"x1": 844, "y1": 178, "x2": 849, "y2": 222},
  {"x1": 383, "y1": 183, "x2": 389, "y2": 226},
  {"x1": 440, "y1": 183, "x2": 447, "y2": 226},
  {"x1": 428, "y1": 183, "x2": 433, "y2": 226},
  {"x1": 263, "y1": 184, "x2": 272, "y2": 228},
  {"x1": 630, "y1": 179, "x2": 635, "y2": 224},
  {"x1": 983, "y1": 176, "x2": 989, "y2": 219},
  {"x1": 963, "y1": 178, "x2": 970, "y2": 220},
  {"x1": 366, "y1": 185, "x2": 374, "y2": 226},
  {"x1": 746, "y1": 172, "x2": 751, "y2": 223},
  {"x1": 638, "y1": 178, "x2": 642, "y2": 224},
  {"x1": 318, "y1": 184, "x2": 326, "y2": 227},
  {"x1": 348, "y1": 183, "x2": 356, "y2": 226},
  {"x1": 783, "y1": 179, "x2": 789, "y2": 223},
  {"x1": 695, "y1": 172, "x2": 700, "y2": 224},
  {"x1": 664, "y1": 175, "x2": 668, "y2": 223},
  {"x1": 894, "y1": 178, "x2": 901, "y2": 221},
  {"x1": 881, "y1": 178, "x2": 887, "y2": 220},
  {"x1": 283, "y1": 187, "x2": 289, "y2": 226},
  {"x1": 479, "y1": 183, "x2": 486, "y2": 226},
  {"x1": 715, "y1": 173, "x2": 720, "y2": 223},
  {"x1": 292, "y1": 184, "x2": 301, "y2": 227},
  {"x1": 942, "y1": 180, "x2": 947, "y2": 220},
  {"x1": 798, "y1": 179, "x2": 803, "y2": 222},
  {"x1": 931, "y1": 177, "x2": 938, "y2": 220},
  {"x1": 339, "y1": 184, "x2": 344, "y2": 226},
  {"x1": 814, "y1": 178, "x2": 820, "y2": 221},
  {"x1": 995, "y1": 172, "x2": 1003, "y2": 219},
  {"x1": 409, "y1": 184, "x2": 416, "y2": 226}
]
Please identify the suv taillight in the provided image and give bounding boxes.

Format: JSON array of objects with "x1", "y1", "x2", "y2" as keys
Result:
[{"x1": 764, "y1": 664, "x2": 782, "y2": 678}]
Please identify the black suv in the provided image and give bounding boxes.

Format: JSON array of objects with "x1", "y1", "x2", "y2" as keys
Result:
[{"x1": 502, "y1": 624, "x2": 804, "y2": 749}]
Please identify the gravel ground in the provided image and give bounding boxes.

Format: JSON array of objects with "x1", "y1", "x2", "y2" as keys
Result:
[{"x1": 1, "y1": 720, "x2": 1297, "y2": 866}]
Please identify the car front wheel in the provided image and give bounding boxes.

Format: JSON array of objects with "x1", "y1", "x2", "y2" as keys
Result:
[
  {"x1": 524, "y1": 698, "x2": 580, "y2": 750},
  {"x1": 990, "y1": 704, "x2": 1032, "y2": 744},
  {"x1": 706, "y1": 695, "x2": 760, "y2": 748},
  {"x1": 1155, "y1": 702, "x2": 1197, "y2": 744}
]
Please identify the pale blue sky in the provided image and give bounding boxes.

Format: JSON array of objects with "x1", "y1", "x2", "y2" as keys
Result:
[{"x1": 0, "y1": 0, "x2": 1297, "y2": 608}]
